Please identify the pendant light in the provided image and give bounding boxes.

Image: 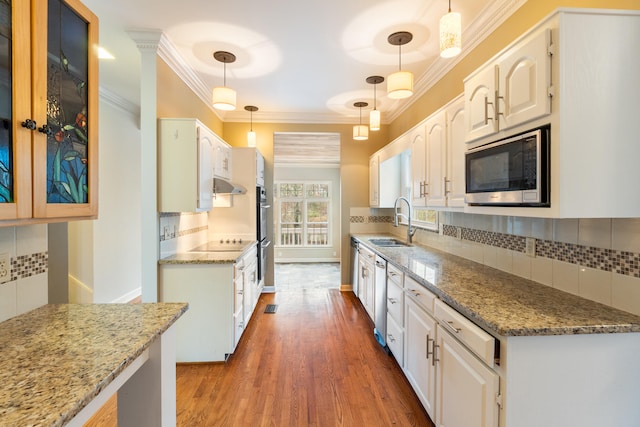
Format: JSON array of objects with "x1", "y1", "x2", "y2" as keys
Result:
[
  {"x1": 387, "y1": 31, "x2": 413, "y2": 99},
  {"x1": 245, "y1": 105, "x2": 258, "y2": 147},
  {"x1": 366, "y1": 76, "x2": 384, "y2": 131},
  {"x1": 212, "y1": 51, "x2": 237, "y2": 111},
  {"x1": 440, "y1": 0, "x2": 462, "y2": 58},
  {"x1": 353, "y1": 102, "x2": 369, "y2": 141}
]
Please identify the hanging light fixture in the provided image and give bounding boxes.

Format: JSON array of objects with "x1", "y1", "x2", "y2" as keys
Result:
[
  {"x1": 212, "y1": 51, "x2": 237, "y2": 111},
  {"x1": 366, "y1": 76, "x2": 384, "y2": 131},
  {"x1": 387, "y1": 31, "x2": 413, "y2": 99},
  {"x1": 440, "y1": 0, "x2": 462, "y2": 58},
  {"x1": 245, "y1": 105, "x2": 258, "y2": 147},
  {"x1": 353, "y1": 102, "x2": 369, "y2": 141}
]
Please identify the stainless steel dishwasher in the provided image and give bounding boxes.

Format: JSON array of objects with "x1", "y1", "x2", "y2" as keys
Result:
[{"x1": 373, "y1": 255, "x2": 387, "y2": 349}]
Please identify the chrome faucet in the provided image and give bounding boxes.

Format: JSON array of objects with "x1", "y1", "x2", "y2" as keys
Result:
[{"x1": 393, "y1": 196, "x2": 417, "y2": 244}]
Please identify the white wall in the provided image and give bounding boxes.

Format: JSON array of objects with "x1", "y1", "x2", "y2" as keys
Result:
[{"x1": 68, "y1": 96, "x2": 142, "y2": 303}]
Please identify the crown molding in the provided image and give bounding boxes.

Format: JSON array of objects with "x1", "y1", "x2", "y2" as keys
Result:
[
  {"x1": 157, "y1": 35, "x2": 224, "y2": 121},
  {"x1": 99, "y1": 86, "x2": 140, "y2": 117},
  {"x1": 154, "y1": 0, "x2": 527, "y2": 125}
]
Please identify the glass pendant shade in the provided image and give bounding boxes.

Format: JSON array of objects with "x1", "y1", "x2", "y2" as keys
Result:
[
  {"x1": 212, "y1": 86, "x2": 236, "y2": 110},
  {"x1": 353, "y1": 124, "x2": 369, "y2": 141},
  {"x1": 370, "y1": 109, "x2": 381, "y2": 131},
  {"x1": 440, "y1": 10, "x2": 462, "y2": 58},
  {"x1": 387, "y1": 71, "x2": 413, "y2": 99},
  {"x1": 247, "y1": 130, "x2": 256, "y2": 147}
]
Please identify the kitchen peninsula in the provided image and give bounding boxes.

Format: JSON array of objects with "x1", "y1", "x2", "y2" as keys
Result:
[{"x1": 0, "y1": 303, "x2": 188, "y2": 427}]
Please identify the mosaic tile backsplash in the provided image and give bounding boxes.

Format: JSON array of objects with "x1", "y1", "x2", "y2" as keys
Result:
[{"x1": 441, "y1": 223, "x2": 640, "y2": 278}]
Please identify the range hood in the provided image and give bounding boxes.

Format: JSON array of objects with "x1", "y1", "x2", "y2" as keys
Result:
[{"x1": 213, "y1": 178, "x2": 247, "y2": 195}]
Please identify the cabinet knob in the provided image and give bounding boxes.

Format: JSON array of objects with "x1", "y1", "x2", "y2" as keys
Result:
[
  {"x1": 21, "y1": 119, "x2": 37, "y2": 130},
  {"x1": 37, "y1": 124, "x2": 53, "y2": 136}
]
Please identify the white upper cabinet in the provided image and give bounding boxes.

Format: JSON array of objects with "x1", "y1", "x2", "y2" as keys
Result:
[
  {"x1": 158, "y1": 118, "x2": 216, "y2": 213},
  {"x1": 465, "y1": 24, "x2": 551, "y2": 143},
  {"x1": 411, "y1": 95, "x2": 466, "y2": 209},
  {"x1": 497, "y1": 28, "x2": 552, "y2": 131},
  {"x1": 425, "y1": 111, "x2": 447, "y2": 207},
  {"x1": 212, "y1": 134, "x2": 232, "y2": 180},
  {"x1": 370, "y1": 135, "x2": 411, "y2": 208},
  {"x1": 445, "y1": 96, "x2": 466, "y2": 208},
  {"x1": 410, "y1": 126, "x2": 427, "y2": 207},
  {"x1": 369, "y1": 154, "x2": 379, "y2": 207}
]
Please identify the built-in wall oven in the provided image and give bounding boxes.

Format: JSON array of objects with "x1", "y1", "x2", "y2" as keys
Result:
[{"x1": 257, "y1": 186, "x2": 271, "y2": 282}]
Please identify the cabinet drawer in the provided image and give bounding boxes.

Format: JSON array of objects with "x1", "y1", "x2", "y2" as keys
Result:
[
  {"x1": 233, "y1": 311, "x2": 243, "y2": 348},
  {"x1": 387, "y1": 278, "x2": 404, "y2": 326},
  {"x1": 387, "y1": 263, "x2": 403, "y2": 287},
  {"x1": 359, "y1": 245, "x2": 375, "y2": 265},
  {"x1": 386, "y1": 313, "x2": 404, "y2": 367},
  {"x1": 405, "y1": 276, "x2": 436, "y2": 314},
  {"x1": 434, "y1": 299, "x2": 495, "y2": 366}
]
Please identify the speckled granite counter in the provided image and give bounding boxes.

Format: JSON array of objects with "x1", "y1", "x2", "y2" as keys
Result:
[
  {"x1": 0, "y1": 303, "x2": 188, "y2": 426},
  {"x1": 353, "y1": 234, "x2": 640, "y2": 337},
  {"x1": 159, "y1": 240, "x2": 257, "y2": 265}
]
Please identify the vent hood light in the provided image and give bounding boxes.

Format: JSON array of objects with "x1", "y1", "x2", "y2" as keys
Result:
[{"x1": 213, "y1": 178, "x2": 247, "y2": 195}]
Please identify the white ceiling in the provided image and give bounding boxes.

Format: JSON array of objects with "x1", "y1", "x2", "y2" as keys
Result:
[{"x1": 83, "y1": 0, "x2": 526, "y2": 124}]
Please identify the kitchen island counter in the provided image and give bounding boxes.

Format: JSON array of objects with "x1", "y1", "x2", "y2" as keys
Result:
[
  {"x1": 0, "y1": 303, "x2": 188, "y2": 426},
  {"x1": 353, "y1": 234, "x2": 640, "y2": 337}
]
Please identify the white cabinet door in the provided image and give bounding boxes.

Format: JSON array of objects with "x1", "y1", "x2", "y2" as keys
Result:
[
  {"x1": 445, "y1": 96, "x2": 466, "y2": 208},
  {"x1": 436, "y1": 326, "x2": 499, "y2": 427},
  {"x1": 464, "y1": 64, "x2": 498, "y2": 142},
  {"x1": 213, "y1": 136, "x2": 232, "y2": 180},
  {"x1": 425, "y1": 111, "x2": 447, "y2": 207},
  {"x1": 358, "y1": 256, "x2": 374, "y2": 321},
  {"x1": 386, "y1": 313, "x2": 404, "y2": 367},
  {"x1": 410, "y1": 126, "x2": 427, "y2": 207},
  {"x1": 197, "y1": 127, "x2": 214, "y2": 211},
  {"x1": 404, "y1": 297, "x2": 437, "y2": 420},
  {"x1": 498, "y1": 27, "x2": 551, "y2": 131},
  {"x1": 369, "y1": 154, "x2": 379, "y2": 207}
]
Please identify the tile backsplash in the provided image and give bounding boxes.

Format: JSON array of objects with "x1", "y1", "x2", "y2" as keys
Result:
[{"x1": 159, "y1": 212, "x2": 208, "y2": 258}]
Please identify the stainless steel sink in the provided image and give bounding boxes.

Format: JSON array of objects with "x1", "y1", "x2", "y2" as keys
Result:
[{"x1": 369, "y1": 238, "x2": 410, "y2": 247}]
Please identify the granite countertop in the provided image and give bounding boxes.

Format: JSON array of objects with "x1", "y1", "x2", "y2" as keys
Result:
[
  {"x1": 353, "y1": 234, "x2": 640, "y2": 337},
  {"x1": 159, "y1": 240, "x2": 257, "y2": 265},
  {"x1": 0, "y1": 303, "x2": 188, "y2": 426}
]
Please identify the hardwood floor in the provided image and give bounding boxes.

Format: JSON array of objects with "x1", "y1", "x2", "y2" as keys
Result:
[{"x1": 85, "y1": 289, "x2": 434, "y2": 426}]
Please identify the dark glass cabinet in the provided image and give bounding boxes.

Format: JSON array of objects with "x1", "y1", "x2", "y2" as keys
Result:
[{"x1": 0, "y1": 0, "x2": 97, "y2": 222}]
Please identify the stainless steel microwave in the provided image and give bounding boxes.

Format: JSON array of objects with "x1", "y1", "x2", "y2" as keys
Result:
[{"x1": 465, "y1": 126, "x2": 550, "y2": 206}]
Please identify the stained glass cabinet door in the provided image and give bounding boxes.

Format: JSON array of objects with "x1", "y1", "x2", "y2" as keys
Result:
[
  {"x1": 32, "y1": 0, "x2": 98, "y2": 219},
  {"x1": 0, "y1": 0, "x2": 34, "y2": 220}
]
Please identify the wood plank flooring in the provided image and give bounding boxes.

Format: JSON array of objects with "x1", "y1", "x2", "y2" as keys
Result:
[{"x1": 85, "y1": 289, "x2": 434, "y2": 426}]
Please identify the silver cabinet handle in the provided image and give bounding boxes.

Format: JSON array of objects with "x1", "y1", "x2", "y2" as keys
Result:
[
  {"x1": 426, "y1": 334, "x2": 433, "y2": 360},
  {"x1": 484, "y1": 95, "x2": 494, "y2": 125},
  {"x1": 444, "y1": 320, "x2": 462, "y2": 334},
  {"x1": 444, "y1": 177, "x2": 451, "y2": 196},
  {"x1": 387, "y1": 334, "x2": 396, "y2": 343},
  {"x1": 432, "y1": 343, "x2": 439, "y2": 366},
  {"x1": 387, "y1": 297, "x2": 397, "y2": 304},
  {"x1": 409, "y1": 289, "x2": 421, "y2": 297}
]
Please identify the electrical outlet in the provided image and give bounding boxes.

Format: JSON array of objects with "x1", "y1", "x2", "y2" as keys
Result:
[
  {"x1": 456, "y1": 227, "x2": 462, "y2": 240},
  {"x1": 525, "y1": 237, "x2": 536, "y2": 257},
  {"x1": 0, "y1": 252, "x2": 11, "y2": 283}
]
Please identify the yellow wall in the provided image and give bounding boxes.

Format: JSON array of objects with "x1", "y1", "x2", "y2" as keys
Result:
[
  {"x1": 156, "y1": 58, "x2": 224, "y2": 136},
  {"x1": 389, "y1": 0, "x2": 640, "y2": 139}
]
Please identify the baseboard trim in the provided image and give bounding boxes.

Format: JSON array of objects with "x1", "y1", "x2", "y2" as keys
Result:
[
  {"x1": 111, "y1": 287, "x2": 142, "y2": 304},
  {"x1": 340, "y1": 284, "x2": 353, "y2": 292},
  {"x1": 261, "y1": 286, "x2": 276, "y2": 293}
]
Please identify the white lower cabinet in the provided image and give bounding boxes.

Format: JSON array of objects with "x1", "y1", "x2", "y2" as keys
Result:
[
  {"x1": 403, "y1": 277, "x2": 499, "y2": 426},
  {"x1": 436, "y1": 325, "x2": 499, "y2": 427},
  {"x1": 404, "y1": 295, "x2": 437, "y2": 420},
  {"x1": 357, "y1": 246, "x2": 376, "y2": 321},
  {"x1": 160, "y1": 247, "x2": 259, "y2": 362},
  {"x1": 386, "y1": 264, "x2": 404, "y2": 367}
]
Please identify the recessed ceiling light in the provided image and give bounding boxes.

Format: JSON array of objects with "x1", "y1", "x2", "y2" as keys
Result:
[{"x1": 97, "y1": 47, "x2": 115, "y2": 60}]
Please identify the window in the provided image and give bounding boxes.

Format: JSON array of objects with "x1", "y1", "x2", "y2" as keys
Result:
[
  {"x1": 412, "y1": 208, "x2": 439, "y2": 231},
  {"x1": 276, "y1": 181, "x2": 330, "y2": 247}
]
